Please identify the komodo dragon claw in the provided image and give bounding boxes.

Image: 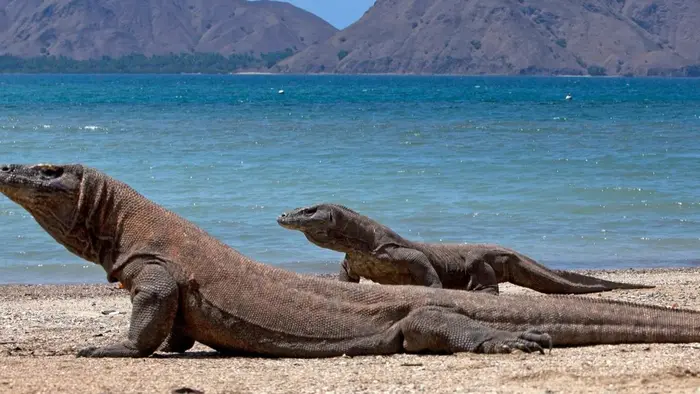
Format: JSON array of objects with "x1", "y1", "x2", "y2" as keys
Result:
[{"x1": 491, "y1": 329, "x2": 552, "y2": 355}]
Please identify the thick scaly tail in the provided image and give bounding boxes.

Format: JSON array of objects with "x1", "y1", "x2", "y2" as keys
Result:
[
  {"x1": 463, "y1": 293, "x2": 700, "y2": 346},
  {"x1": 506, "y1": 254, "x2": 654, "y2": 294},
  {"x1": 552, "y1": 269, "x2": 654, "y2": 292}
]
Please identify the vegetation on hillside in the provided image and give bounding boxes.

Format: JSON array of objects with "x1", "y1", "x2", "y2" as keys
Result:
[{"x1": 0, "y1": 50, "x2": 295, "y2": 74}]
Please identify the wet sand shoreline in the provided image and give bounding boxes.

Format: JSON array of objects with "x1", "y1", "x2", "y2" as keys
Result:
[{"x1": 3, "y1": 267, "x2": 700, "y2": 393}]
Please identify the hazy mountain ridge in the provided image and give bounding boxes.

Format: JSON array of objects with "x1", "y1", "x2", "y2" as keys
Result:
[
  {"x1": 0, "y1": 0, "x2": 337, "y2": 60},
  {"x1": 2, "y1": 0, "x2": 699, "y2": 76},
  {"x1": 277, "y1": 0, "x2": 700, "y2": 76}
]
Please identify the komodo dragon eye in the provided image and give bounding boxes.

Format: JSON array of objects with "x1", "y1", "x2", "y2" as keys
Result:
[
  {"x1": 303, "y1": 207, "x2": 318, "y2": 216},
  {"x1": 40, "y1": 166, "x2": 63, "y2": 178}
]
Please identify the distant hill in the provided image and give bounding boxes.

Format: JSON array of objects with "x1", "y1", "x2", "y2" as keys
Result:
[
  {"x1": 0, "y1": 0, "x2": 337, "y2": 60},
  {"x1": 277, "y1": 0, "x2": 700, "y2": 76}
]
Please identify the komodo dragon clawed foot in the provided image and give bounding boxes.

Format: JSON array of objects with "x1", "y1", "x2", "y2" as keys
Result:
[
  {"x1": 78, "y1": 264, "x2": 180, "y2": 358},
  {"x1": 77, "y1": 343, "x2": 150, "y2": 358},
  {"x1": 400, "y1": 307, "x2": 552, "y2": 355}
]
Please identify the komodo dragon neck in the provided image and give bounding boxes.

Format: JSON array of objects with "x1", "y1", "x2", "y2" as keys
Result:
[
  {"x1": 310, "y1": 207, "x2": 413, "y2": 254},
  {"x1": 44, "y1": 168, "x2": 164, "y2": 283},
  {"x1": 30, "y1": 168, "x2": 124, "y2": 277}
]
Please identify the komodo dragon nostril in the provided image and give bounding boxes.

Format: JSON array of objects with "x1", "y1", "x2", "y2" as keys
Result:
[{"x1": 0, "y1": 165, "x2": 10, "y2": 172}]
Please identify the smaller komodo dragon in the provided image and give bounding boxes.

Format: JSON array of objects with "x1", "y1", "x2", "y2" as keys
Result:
[
  {"x1": 277, "y1": 203, "x2": 652, "y2": 294},
  {"x1": 3, "y1": 163, "x2": 695, "y2": 360}
]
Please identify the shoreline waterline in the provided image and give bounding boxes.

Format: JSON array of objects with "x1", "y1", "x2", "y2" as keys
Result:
[{"x1": 2, "y1": 262, "x2": 699, "y2": 285}]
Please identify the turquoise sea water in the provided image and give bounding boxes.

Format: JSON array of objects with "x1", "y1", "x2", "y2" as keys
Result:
[{"x1": 0, "y1": 74, "x2": 698, "y2": 284}]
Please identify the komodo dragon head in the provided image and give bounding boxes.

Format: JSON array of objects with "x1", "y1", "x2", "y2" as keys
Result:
[
  {"x1": 0, "y1": 163, "x2": 83, "y2": 225},
  {"x1": 277, "y1": 203, "x2": 380, "y2": 253},
  {"x1": 0, "y1": 163, "x2": 115, "y2": 266}
]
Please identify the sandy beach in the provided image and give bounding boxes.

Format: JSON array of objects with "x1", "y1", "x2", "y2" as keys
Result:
[{"x1": 3, "y1": 267, "x2": 700, "y2": 393}]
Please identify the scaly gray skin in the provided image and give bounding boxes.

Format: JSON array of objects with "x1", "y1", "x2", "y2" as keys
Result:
[
  {"x1": 277, "y1": 203, "x2": 653, "y2": 294},
  {"x1": 1, "y1": 163, "x2": 698, "y2": 360}
]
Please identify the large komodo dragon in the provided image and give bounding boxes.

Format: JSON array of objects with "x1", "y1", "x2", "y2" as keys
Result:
[
  {"x1": 277, "y1": 203, "x2": 651, "y2": 294},
  {"x1": 1, "y1": 163, "x2": 698, "y2": 359}
]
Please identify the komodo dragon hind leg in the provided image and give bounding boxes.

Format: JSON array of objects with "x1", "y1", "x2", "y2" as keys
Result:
[
  {"x1": 400, "y1": 306, "x2": 552, "y2": 354},
  {"x1": 77, "y1": 264, "x2": 179, "y2": 358}
]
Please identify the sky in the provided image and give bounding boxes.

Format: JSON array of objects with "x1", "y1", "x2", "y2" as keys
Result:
[{"x1": 282, "y1": 1, "x2": 376, "y2": 29}]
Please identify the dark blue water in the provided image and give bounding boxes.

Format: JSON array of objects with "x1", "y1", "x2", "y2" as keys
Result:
[{"x1": 1, "y1": 74, "x2": 699, "y2": 284}]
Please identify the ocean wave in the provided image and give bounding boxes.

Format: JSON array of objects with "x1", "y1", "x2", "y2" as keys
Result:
[{"x1": 81, "y1": 125, "x2": 106, "y2": 131}]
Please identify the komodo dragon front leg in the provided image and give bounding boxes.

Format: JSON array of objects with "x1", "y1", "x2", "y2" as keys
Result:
[
  {"x1": 339, "y1": 247, "x2": 443, "y2": 288},
  {"x1": 463, "y1": 260, "x2": 500, "y2": 294},
  {"x1": 376, "y1": 246, "x2": 443, "y2": 288},
  {"x1": 338, "y1": 257, "x2": 361, "y2": 283},
  {"x1": 78, "y1": 263, "x2": 179, "y2": 358},
  {"x1": 160, "y1": 323, "x2": 195, "y2": 353}
]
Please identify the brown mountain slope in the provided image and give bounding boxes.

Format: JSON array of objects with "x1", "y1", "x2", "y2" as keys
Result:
[
  {"x1": 277, "y1": 0, "x2": 700, "y2": 76},
  {"x1": 0, "y1": 0, "x2": 337, "y2": 60}
]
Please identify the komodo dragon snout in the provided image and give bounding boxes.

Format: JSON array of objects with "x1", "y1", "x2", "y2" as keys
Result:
[{"x1": 277, "y1": 203, "x2": 337, "y2": 231}]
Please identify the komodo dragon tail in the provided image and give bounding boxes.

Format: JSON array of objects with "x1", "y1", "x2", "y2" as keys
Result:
[
  {"x1": 506, "y1": 255, "x2": 654, "y2": 294},
  {"x1": 459, "y1": 293, "x2": 700, "y2": 347}
]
